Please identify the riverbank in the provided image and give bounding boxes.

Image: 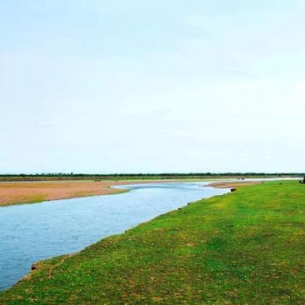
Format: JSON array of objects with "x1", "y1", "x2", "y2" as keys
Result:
[
  {"x1": 207, "y1": 180, "x2": 263, "y2": 189},
  {"x1": 0, "y1": 179, "x2": 282, "y2": 207},
  {"x1": 1, "y1": 180, "x2": 304, "y2": 304},
  {"x1": 0, "y1": 180, "x2": 181, "y2": 207}
]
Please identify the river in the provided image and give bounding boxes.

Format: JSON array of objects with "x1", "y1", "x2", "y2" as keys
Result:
[{"x1": 0, "y1": 181, "x2": 228, "y2": 291}]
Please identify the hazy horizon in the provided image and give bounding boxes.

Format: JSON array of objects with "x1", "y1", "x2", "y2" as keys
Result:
[{"x1": 1, "y1": 171, "x2": 303, "y2": 176}]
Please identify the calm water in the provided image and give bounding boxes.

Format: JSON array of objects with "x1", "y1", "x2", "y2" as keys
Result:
[{"x1": 0, "y1": 181, "x2": 228, "y2": 291}]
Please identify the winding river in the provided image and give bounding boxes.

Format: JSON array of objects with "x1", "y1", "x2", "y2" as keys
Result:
[{"x1": 0, "y1": 181, "x2": 228, "y2": 291}]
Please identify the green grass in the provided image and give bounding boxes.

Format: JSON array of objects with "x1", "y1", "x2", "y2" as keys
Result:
[{"x1": 1, "y1": 180, "x2": 305, "y2": 304}]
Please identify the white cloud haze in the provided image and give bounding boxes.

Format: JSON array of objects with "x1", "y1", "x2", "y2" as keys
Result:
[{"x1": 1, "y1": 0, "x2": 305, "y2": 173}]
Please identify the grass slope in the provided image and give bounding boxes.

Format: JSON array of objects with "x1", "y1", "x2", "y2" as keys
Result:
[{"x1": 1, "y1": 181, "x2": 305, "y2": 304}]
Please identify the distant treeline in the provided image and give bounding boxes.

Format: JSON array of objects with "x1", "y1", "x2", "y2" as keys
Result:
[{"x1": 0, "y1": 173, "x2": 303, "y2": 181}]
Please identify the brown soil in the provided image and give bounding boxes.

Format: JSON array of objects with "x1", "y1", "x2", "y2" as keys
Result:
[
  {"x1": 0, "y1": 180, "x2": 162, "y2": 206},
  {"x1": 207, "y1": 181, "x2": 262, "y2": 189},
  {"x1": 0, "y1": 179, "x2": 262, "y2": 207}
]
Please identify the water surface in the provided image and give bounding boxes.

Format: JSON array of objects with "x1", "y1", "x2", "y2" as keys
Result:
[{"x1": 0, "y1": 181, "x2": 228, "y2": 291}]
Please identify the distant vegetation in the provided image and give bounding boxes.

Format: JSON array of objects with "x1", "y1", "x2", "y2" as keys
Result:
[{"x1": 0, "y1": 172, "x2": 303, "y2": 181}]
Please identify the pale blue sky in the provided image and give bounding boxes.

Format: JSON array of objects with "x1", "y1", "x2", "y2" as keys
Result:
[{"x1": 1, "y1": 0, "x2": 305, "y2": 173}]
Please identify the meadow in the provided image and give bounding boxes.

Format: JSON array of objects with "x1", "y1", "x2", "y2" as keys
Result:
[{"x1": 1, "y1": 180, "x2": 305, "y2": 304}]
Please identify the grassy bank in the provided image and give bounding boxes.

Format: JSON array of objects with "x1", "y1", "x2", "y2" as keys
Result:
[{"x1": 1, "y1": 181, "x2": 305, "y2": 304}]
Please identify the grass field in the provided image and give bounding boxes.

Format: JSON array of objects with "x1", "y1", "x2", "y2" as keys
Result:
[{"x1": 1, "y1": 180, "x2": 305, "y2": 304}]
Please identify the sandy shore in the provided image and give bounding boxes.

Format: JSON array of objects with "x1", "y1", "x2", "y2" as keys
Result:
[
  {"x1": 0, "y1": 179, "x2": 263, "y2": 207},
  {"x1": 0, "y1": 180, "x2": 163, "y2": 206},
  {"x1": 207, "y1": 180, "x2": 262, "y2": 189}
]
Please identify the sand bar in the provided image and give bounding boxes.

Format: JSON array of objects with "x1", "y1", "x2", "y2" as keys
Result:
[
  {"x1": 207, "y1": 180, "x2": 262, "y2": 189},
  {"x1": 0, "y1": 179, "x2": 264, "y2": 207},
  {"x1": 0, "y1": 180, "x2": 169, "y2": 206}
]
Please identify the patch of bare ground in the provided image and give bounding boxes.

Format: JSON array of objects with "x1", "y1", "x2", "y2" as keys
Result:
[
  {"x1": 0, "y1": 180, "x2": 177, "y2": 206},
  {"x1": 207, "y1": 180, "x2": 263, "y2": 189}
]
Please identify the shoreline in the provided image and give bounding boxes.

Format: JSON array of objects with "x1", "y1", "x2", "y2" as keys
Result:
[
  {"x1": 0, "y1": 179, "x2": 265, "y2": 207},
  {"x1": 206, "y1": 180, "x2": 263, "y2": 189},
  {"x1": 0, "y1": 179, "x2": 224, "y2": 292},
  {"x1": 0, "y1": 179, "x2": 194, "y2": 207}
]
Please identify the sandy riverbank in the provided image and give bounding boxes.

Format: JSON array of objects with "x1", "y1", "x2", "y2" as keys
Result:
[
  {"x1": 0, "y1": 180, "x2": 164, "y2": 206},
  {"x1": 207, "y1": 180, "x2": 263, "y2": 189},
  {"x1": 0, "y1": 179, "x2": 263, "y2": 207}
]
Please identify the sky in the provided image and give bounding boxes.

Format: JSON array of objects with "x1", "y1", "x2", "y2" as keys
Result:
[{"x1": 1, "y1": 0, "x2": 305, "y2": 174}]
